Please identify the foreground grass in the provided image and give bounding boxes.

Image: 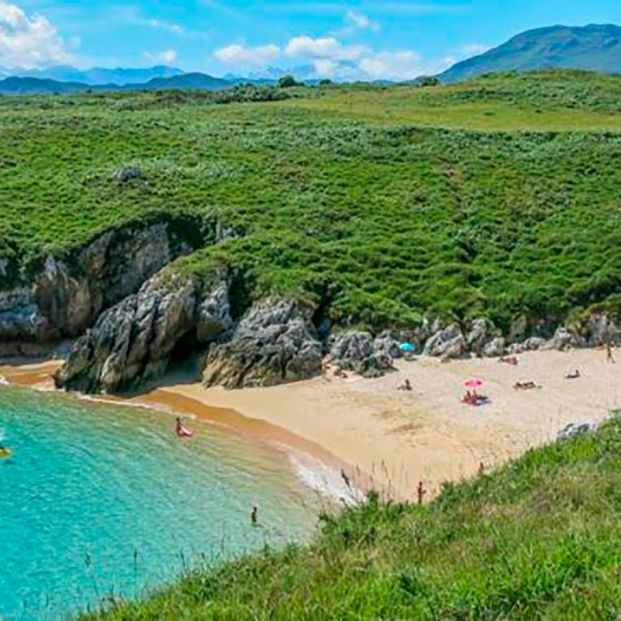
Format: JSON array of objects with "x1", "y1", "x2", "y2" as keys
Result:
[
  {"x1": 2, "y1": 70, "x2": 621, "y2": 331},
  {"x1": 85, "y1": 414, "x2": 621, "y2": 620}
]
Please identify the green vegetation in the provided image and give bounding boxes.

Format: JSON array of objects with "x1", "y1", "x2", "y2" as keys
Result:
[
  {"x1": 2, "y1": 70, "x2": 621, "y2": 332},
  {"x1": 84, "y1": 414, "x2": 621, "y2": 619}
]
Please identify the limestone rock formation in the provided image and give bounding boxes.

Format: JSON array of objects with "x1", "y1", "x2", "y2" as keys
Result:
[
  {"x1": 423, "y1": 324, "x2": 466, "y2": 360},
  {"x1": 56, "y1": 275, "x2": 231, "y2": 393},
  {"x1": 542, "y1": 327, "x2": 586, "y2": 351},
  {"x1": 0, "y1": 221, "x2": 194, "y2": 356},
  {"x1": 482, "y1": 337, "x2": 506, "y2": 358},
  {"x1": 329, "y1": 331, "x2": 395, "y2": 378},
  {"x1": 203, "y1": 299, "x2": 322, "y2": 389}
]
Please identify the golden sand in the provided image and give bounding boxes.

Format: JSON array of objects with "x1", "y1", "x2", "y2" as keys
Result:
[{"x1": 2, "y1": 348, "x2": 619, "y2": 500}]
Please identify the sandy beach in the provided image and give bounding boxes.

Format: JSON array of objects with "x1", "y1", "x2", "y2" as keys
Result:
[{"x1": 1, "y1": 348, "x2": 620, "y2": 501}]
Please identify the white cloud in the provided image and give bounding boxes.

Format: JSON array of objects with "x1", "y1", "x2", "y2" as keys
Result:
[
  {"x1": 144, "y1": 49, "x2": 178, "y2": 64},
  {"x1": 147, "y1": 18, "x2": 184, "y2": 35},
  {"x1": 212, "y1": 32, "x2": 452, "y2": 82},
  {"x1": 359, "y1": 51, "x2": 424, "y2": 80},
  {"x1": 214, "y1": 43, "x2": 281, "y2": 66},
  {"x1": 285, "y1": 36, "x2": 366, "y2": 61},
  {"x1": 344, "y1": 10, "x2": 379, "y2": 32},
  {"x1": 0, "y1": 1, "x2": 73, "y2": 68}
]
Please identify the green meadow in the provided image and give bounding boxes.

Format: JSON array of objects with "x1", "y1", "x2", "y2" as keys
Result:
[{"x1": 2, "y1": 70, "x2": 621, "y2": 332}]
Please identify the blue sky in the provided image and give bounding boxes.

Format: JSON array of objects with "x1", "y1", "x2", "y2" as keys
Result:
[{"x1": 3, "y1": 0, "x2": 621, "y2": 79}]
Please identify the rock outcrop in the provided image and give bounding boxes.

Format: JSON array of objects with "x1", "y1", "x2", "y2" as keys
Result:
[
  {"x1": 542, "y1": 327, "x2": 586, "y2": 352},
  {"x1": 203, "y1": 299, "x2": 322, "y2": 389},
  {"x1": 482, "y1": 337, "x2": 506, "y2": 358},
  {"x1": 423, "y1": 324, "x2": 467, "y2": 360},
  {"x1": 329, "y1": 331, "x2": 396, "y2": 378},
  {"x1": 580, "y1": 313, "x2": 621, "y2": 347},
  {"x1": 0, "y1": 220, "x2": 196, "y2": 356},
  {"x1": 56, "y1": 274, "x2": 232, "y2": 393}
]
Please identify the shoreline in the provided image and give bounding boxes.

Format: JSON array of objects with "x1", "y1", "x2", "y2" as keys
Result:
[{"x1": 1, "y1": 347, "x2": 620, "y2": 501}]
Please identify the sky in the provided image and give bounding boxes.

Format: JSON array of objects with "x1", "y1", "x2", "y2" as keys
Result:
[{"x1": 2, "y1": 0, "x2": 621, "y2": 80}]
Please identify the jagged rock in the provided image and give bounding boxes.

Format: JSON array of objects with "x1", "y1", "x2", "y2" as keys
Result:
[
  {"x1": 0, "y1": 221, "x2": 195, "y2": 355},
  {"x1": 196, "y1": 283, "x2": 233, "y2": 343},
  {"x1": 203, "y1": 300, "x2": 322, "y2": 389},
  {"x1": 483, "y1": 337, "x2": 506, "y2": 358},
  {"x1": 581, "y1": 313, "x2": 621, "y2": 347},
  {"x1": 558, "y1": 422, "x2": 593, "y2": 440},
  {"x1": 508, "y1": 316, "x2": 528, "y2": 342},
  {"x1": 373, "y1": 331, "x2": 402, "y2": 360},
  {"x1": 466, "y1": 318, "x2": 494, "y2": 355},
  {"x1": 542, "y1": 327, "x2": 586, "y2": 351},
  {"x1": 56, "y1": 275, "x2": 232, "y2": 393},
  {"x1": 423, "y1": 324, "x2": 466, "y2": 360},
  {"x1": 329, "y1": 331, "x2": 395, "y2": 377}
]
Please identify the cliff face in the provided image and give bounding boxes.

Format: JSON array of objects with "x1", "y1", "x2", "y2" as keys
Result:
[
  {"x1": 55, "y1": 274, "x2": 232, "y2": 393},
  {"x1": 0, "y1": 220, "x2": 195, "y2": 356}
]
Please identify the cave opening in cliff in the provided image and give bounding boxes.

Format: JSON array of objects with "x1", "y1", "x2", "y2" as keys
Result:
[{"x1": 166, "y1": 330, "x2": 205, "y2": 380}]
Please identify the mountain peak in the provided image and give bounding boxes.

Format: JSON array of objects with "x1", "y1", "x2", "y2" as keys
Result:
[{"x1": 441, "y1": 23, "x2": 621, "y2": 83}]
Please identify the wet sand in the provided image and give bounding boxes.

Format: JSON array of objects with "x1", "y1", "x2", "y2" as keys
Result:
[{"x1": 2, "y1": 348, "x2": 620, "y2": 501}]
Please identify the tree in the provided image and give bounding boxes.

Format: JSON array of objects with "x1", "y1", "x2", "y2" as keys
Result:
[
  {"x1": 417, "y1": 76, "x2": 440, "y2": 87},
  {"x1": 278, "y1": 75, "x2": 298, "y2": 88}
]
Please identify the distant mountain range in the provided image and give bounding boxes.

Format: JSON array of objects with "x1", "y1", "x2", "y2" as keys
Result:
[
  {"x1": 0, "y1": 64, "x2": 185, "y2": 85},
  {"x1": 0, "y1": 24, "x2": 620, "y2": 95},
  {"x1": 0, "y1": 72, "x2": 257, "y2": 95},
  {"x1": 441, "y1": 24, "x2": 621, "y2": 83}
]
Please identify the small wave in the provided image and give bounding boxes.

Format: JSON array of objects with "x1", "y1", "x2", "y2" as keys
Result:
[
  {"x1": 0, "y1": 375, "x2": 8, "y2": 386},
  {"x1": 288, "y1": 451, "x2": 365, "y2": 506}
]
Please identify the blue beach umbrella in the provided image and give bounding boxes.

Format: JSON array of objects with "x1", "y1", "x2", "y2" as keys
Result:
[{"x1": 399, "y1": 342, "x2": 416, "y2": 353}]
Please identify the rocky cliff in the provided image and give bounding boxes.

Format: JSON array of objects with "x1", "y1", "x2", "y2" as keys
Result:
[
  {"x1": 0, "y1": 218, "x2": 199, "y2": 356},
  {"x1": 56, "y1": 273, "x2": 232, "y2": 393}
]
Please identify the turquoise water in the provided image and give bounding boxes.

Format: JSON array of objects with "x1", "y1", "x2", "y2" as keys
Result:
[{"x1": 0, "y1": 385, "x2": 320, "y2": 620}]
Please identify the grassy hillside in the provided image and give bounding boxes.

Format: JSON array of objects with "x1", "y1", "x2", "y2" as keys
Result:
[
  {"x1": 2, "y1": 71, "x2": 621, "y2": 332},
  {"x1": 83, "y1": 414, "x2": 621, "y2": 619},
  {"x1": 441, "y1": 24, "x2": 621, "y2": 83}
]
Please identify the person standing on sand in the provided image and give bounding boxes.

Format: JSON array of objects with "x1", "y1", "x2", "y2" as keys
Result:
[{"x1": 417, "y1": 481, "x2": 426, "y2": 506}]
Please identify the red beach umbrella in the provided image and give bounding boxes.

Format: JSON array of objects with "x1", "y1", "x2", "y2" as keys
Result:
[{"x1": 464, "y1": 379, "x2": 484, "y2": 389}]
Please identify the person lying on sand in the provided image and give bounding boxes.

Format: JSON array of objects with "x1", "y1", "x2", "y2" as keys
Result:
[
  {"x1": 513, "y1": 381, "x2": 540, "y2": 391},
  {"x1": 498, "y1": 356, "x2": 519, "y2": 366},
  {"x1": 565, "y1": 370, "x2": 581, "y2": 380},
  {"x1": 461, "y1": 391, "x2": 490, "y2": 406},
  {"x1": 398, "y1": 379, "x2": 413, "y2": 391}
]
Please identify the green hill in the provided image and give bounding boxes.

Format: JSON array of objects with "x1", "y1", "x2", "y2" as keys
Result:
[
  {"x1": 441, "y1": 24, "x2": 621, "y2": 83},
  {"x1": 83, "y1": 413, "x2": 621, "y2": 619},
  {"x1": 3, "y1": 71, "x2": 621, "y2": 336}
]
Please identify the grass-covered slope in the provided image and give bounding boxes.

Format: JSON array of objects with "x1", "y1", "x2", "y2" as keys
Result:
[
  {"x1": 85, "y1": 414, "x2": 621, "y2": 620},
  {"x1": 2, "y1": 71, "x2": 621, "y2": 332}
]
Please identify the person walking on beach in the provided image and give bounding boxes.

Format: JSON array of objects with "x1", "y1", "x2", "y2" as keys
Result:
[
  {"x1": 607, "y1": 342, "x2": 615, "y2": 364},
  {"x1": 341, "y1": 469, "x2": 351, "y2": 488}
]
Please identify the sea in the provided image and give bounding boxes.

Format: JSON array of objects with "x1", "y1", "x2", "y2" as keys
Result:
[{"x1": 0, "y1": 384, "x2": 324, "y2": 620}]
